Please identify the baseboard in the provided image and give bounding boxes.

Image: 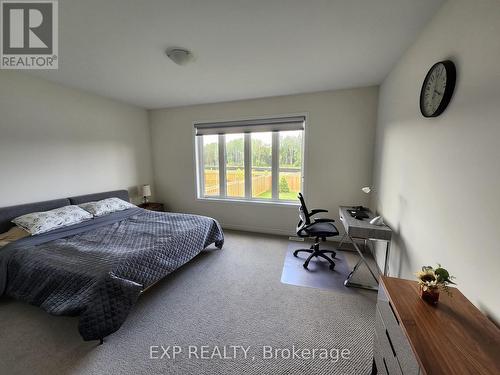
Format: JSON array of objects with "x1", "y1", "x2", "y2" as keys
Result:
[
  {"x1": 221, "y1": 223, "x2": 293, "y2": 237},
  {"x1": 221, "y1": 223, "x2": 364, "y2": 251}
]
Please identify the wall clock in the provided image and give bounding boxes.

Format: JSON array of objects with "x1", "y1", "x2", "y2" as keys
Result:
[{"x1": 420, "y1": 60, "x2": 456, "y2": 117}]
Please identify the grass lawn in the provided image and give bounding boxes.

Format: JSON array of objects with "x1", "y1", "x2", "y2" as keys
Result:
[{"x1": 257, "y1": 191, "x2": 298, "y2": 201}]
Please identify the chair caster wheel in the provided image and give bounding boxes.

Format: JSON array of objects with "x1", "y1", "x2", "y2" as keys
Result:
[
  {"x1": 329, "y1": 265, "x2": 335, "y2": 271},
  {"x1": 303, "y1": 264, "x2": 309, "y2": 270},
  {"x1": 293, "y1": 251, "x2": 299, "y2": 257},
  {"x1": 332, "y1": 252, "x2": 337, "y2": 258}
]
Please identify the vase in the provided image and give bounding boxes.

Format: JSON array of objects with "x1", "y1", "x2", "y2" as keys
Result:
[{"x1": 419, "y1": 285, "x2": 439, "y2": 305}]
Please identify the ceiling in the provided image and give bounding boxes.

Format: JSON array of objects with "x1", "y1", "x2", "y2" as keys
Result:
[{"x1": 29, "y1": 0, "x2": 444, "y2": 109}]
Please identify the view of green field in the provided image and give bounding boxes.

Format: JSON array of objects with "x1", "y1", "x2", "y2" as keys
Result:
[
  {"x1": 257, "y1": 190, "x2": 298, "y2": 200},
  {"x1": 202, "y1": 131, "x2": 302, "y2": 201}
]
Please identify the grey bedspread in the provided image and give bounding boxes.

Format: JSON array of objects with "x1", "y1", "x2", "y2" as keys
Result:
[{"x1": 0, "y1": 208, "x2": 224, "y2": 341}]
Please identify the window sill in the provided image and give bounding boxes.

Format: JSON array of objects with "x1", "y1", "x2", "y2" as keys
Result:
[{"x1": 196, "y1": 197, "x2": 299, "y2": 207}]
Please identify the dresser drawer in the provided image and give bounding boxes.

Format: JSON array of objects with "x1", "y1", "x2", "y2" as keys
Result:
[
  {"x1": 375, "y1": 308, "x2": 403, "y2": 375},
  {"x1": 373, "y1": 332, "x2": 387, "y2": 375},
  {"x1": 378, "y1": 287, "x2": 420, "y2": 375}
]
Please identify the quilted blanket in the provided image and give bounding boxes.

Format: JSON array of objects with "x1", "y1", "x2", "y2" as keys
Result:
[{"x1": 0, "y1": 208, "x2": 224, "y2": 341}]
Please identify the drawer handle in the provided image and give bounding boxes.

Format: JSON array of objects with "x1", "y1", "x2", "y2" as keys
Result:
[
  {"x1": 382, "y1": 357, "x2": 390, "y2": 374},
  {"x1": 385, "y1": 329, "x2": 397, "y2": 357},
  {"x1": 388, "y1": 301, "x2": 399, "y2": 325}
]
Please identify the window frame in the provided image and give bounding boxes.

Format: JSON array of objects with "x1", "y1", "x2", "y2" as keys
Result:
[{"x1": 193, "y1": 113, "x2": 307, "y2": 206}]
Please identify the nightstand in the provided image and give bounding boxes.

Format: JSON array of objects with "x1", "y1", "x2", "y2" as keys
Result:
[{"x1": 138, "y1": 202, "x2": 164, "y2": 212}]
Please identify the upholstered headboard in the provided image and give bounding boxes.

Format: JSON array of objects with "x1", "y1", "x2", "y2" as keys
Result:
[
  {"x1": 0, "y1": 198, "x2": 70, "y2": 233},
  {"x1": 68, "y1": 190, "x2": 129, "y2": 205},
  {"x1": 0, "y1": 189, "x2": 130, "y2": 234}
]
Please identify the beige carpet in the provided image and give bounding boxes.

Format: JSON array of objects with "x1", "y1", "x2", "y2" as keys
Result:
[{"x1": 0, "y1": 230, "x2": 377, "y2": 375}]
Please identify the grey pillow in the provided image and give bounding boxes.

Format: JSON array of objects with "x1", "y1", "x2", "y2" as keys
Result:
[
  {"x1": 12, "y1": 205, "x2": 93, "y2": 235},
  {"x1": 79, "y1": 198, "x2": 136, "y2": 217}
]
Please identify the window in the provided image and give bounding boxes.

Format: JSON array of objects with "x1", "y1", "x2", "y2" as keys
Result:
[
  {"x1": 279, "y1": 130, "x2": 303, "y2": 200},
  {"x1": 195, "y1": 116, "x2": 305, "y2": 203},
  {"x1": 251, "y1": 132, "x2": 272, "y2": 199},
  {"x1": 201, "y1": 135, "x2": 219, "y2": 196},
  {"x1": 225, "y1": 134, "x2": 245, "y2": 198}
]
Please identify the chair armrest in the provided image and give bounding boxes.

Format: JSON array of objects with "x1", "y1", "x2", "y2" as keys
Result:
[
  {"x1": 310, "y1": 209, "x2": 328, "y2": 216},
  {"x1": 314, "y1": 218, "x2": 335, "y2": 223}
]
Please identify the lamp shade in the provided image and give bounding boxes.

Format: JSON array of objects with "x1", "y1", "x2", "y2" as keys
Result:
[{"x1": 141, "y1": 184, "x2": 152, "y2": 197}]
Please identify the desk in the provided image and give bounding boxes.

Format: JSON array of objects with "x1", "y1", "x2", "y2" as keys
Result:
[{"x1": 339, "y1": 206, "x2": 392, "y2": 291}]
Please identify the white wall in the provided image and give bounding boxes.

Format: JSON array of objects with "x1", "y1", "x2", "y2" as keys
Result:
[
  {"x1": 150, "y1": 87, "x2": 378, "y2": 235},
  {"x1": 372, "y1": 0, "x2": 500, "y2": 320},
  {"x1": 0, "y1": 71, "x2": 153, "y2": 206}
]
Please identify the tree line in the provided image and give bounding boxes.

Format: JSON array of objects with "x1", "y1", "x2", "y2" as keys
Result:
[{"x1": 203, "y1": 133, "x2": 302, "y2": 168}]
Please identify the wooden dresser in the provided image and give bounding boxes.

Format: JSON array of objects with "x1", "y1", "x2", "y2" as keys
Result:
[{"x1": 373, "y1": 276, "x2": 500, "y2": 375}]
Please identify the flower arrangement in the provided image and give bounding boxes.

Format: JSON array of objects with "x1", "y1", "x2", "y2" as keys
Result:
[{"x1": 416, "y1": 264, "x2": 456, "y2": 304}]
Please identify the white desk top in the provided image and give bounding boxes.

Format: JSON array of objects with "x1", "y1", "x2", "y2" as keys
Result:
[{"x1": 339, "y1": 206, "x2": 392, "y2": 241}]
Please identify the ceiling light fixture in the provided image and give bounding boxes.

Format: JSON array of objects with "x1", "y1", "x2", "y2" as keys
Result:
[{"x1": 166, "y1": 47, "x2": 194, "y2": 66}]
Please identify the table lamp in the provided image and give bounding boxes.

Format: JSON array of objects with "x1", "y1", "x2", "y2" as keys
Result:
[
  {"x1": 141, "y1": 184, "x2": 151, "y2": 203},
  {"x1": 361, "y1": 186, "x2": 384, "y2": 225}
]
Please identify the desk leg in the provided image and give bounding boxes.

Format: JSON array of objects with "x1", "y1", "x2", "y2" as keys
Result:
[
  {"x1": 383, "y1": 241, "x2": 391, "y2": 276},
  {"x1": 344, "y1": 235, "x2": 379, "y2": 291},
  {"x1": 345, "y1": 258, "x2": 362, "y2": 282},
  {"x1": 337, "y1": 232, "x2": 347, "y2": 250}
]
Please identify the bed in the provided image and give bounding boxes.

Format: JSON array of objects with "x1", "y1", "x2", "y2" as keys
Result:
[{"x1": 0, "y1": 190, "x2": 224, "y2": 342}]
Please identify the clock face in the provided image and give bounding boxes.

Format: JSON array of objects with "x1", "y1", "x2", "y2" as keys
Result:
[{"x1": 420, "y1": 60, "x2": 456, "y2": 117}]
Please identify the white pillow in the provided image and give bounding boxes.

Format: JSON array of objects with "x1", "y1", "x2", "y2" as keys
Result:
[
  {"x1": 12, "y1": 205, "x2": 93, "y2": 235},
  {"x1": 79, "y1": 197, "x2": 136, "y2": 217}
]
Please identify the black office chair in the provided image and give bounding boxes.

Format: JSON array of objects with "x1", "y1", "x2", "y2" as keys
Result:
[{"x1": 294, "y1": 193, "x2": 339, "y2": 271}]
